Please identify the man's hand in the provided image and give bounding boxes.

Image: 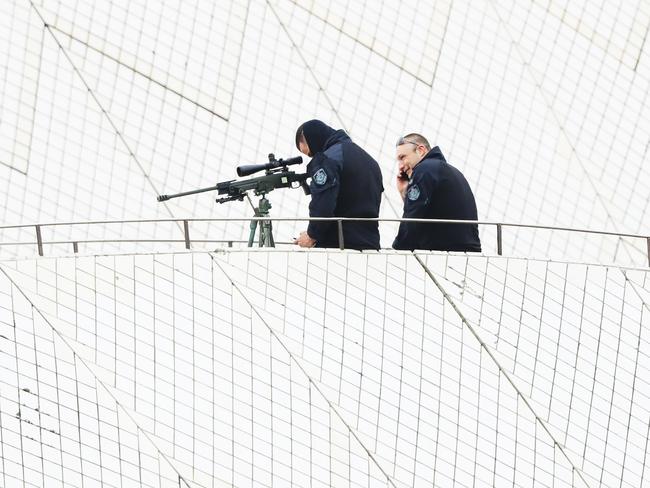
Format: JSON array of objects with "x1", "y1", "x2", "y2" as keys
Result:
[
  {"x1": 294, "y1": 231, "x2": 316, "y2": 248},
  {"x1": 396, "y1": 164, "x2": 410, "y2": 201}
]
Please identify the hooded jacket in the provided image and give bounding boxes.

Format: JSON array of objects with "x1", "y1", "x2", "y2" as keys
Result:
[
  {"x1": 392, "y1": 146, "x2": 481, "y2": 252},
  {"x1": 296, "y1": 120, "x2": 383, "y2": 250}
]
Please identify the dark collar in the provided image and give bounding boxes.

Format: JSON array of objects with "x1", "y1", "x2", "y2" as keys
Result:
[
  {"x1": 422, "y1": 146, "x2": 445, "y2": 162},
  {"x1": 412, "y1": 146, "x2": 445, "y2": 172}
]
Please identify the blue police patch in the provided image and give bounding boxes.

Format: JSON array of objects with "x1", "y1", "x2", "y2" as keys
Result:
[
  {"x1": 407, "y1": 184, "x2": 421, "y2": 201},
  {"x1": 313, "y1": 168, "x2": 327, "y2": 186}
]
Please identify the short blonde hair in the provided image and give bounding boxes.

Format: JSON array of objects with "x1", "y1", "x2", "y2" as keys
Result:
[{"x1": 396, "y1": 133, "x2": 431, "y2": 150}]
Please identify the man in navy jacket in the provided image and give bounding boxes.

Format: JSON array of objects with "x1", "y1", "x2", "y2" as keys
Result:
[
  {"x1": 294, "y1": 120, "x2": 383, "y2": 250},
  {"x1": 392, "y1": 133, "x2": 481, "y2": 252}
]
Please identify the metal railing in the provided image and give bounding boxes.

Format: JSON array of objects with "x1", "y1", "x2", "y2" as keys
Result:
[{"x1": 0, "y1": 217, "x2": 648, "y2": 266}]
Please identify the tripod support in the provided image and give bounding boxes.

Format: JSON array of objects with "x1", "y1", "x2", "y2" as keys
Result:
[{"x1": 247, "y1": 194, "x2": 275, "y2": 247}]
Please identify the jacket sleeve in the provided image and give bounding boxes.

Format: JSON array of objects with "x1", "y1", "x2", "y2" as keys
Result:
[
  {"x1": 307, "y1": 153, "x2": 343, "y2": 244},
  {"x1": 392, "y1": 170, "x2": 436, "y2": 250}
]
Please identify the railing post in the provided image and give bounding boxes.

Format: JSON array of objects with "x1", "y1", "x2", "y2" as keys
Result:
[
  {"x1": 647, "y1": 237, "x2": 650, "y2": 268},
  {"x1": 183, "y1": 220, "x2": 191, "y2": 249},
  {"x1": 337, "y1": 219, "x2": 345, "y2": 250},
  {"x1": 35, "y1": 225, "x2": 43, "y2": 256},
  {"x1": 496, "y1": 223, "x2": 502, "y2": 256}
]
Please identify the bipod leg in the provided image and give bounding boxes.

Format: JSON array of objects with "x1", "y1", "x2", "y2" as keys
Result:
[
  {"x1": 260, "y1": 219, "x2": 275, "y2": 247},
  {"x1": 248, "y1": 215, "x2": 258, "y2": 247}
]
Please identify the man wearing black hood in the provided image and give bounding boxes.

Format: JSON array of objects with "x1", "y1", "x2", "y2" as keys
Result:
[{"x1": 294, "y1": 120, "x2": 383, "y2": 250}]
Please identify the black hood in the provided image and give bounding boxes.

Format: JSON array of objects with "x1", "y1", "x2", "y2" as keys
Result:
[{"x1": 295, "y1": 119, "x2": 338, "y2": 154}]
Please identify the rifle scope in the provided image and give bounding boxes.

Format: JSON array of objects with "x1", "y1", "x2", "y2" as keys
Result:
[{"x1": 237, "y1": 154, "x2": 302, "y2": 177}]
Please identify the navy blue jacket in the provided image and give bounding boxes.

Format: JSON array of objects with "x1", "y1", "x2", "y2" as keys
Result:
[
  {"x1": 393, "y1": 147, "x2": 481, "y2": 252},
  {"x1": 307, "y1": 131, "x2": 383, "y2": 250}
]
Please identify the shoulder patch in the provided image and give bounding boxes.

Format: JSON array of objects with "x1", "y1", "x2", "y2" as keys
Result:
[
  {"x1": 313, "y1": 168, "x2": 328, "y2": 186},
  {"x1": 407, "y1": 184, "x2": 421, "y2": 201}
]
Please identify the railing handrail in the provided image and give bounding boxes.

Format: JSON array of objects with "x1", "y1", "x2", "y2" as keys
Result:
[
  {"x1": 0, "y1": 217, "x2": 648, "y2": 266},
  {"x1": 1, "y1": 217, "x2": 647, "y2": 239}
]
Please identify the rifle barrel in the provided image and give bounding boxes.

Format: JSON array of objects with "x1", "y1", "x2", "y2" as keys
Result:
[{"x1": 156, "y1": 183, "x2": 224, "y2": 202}]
